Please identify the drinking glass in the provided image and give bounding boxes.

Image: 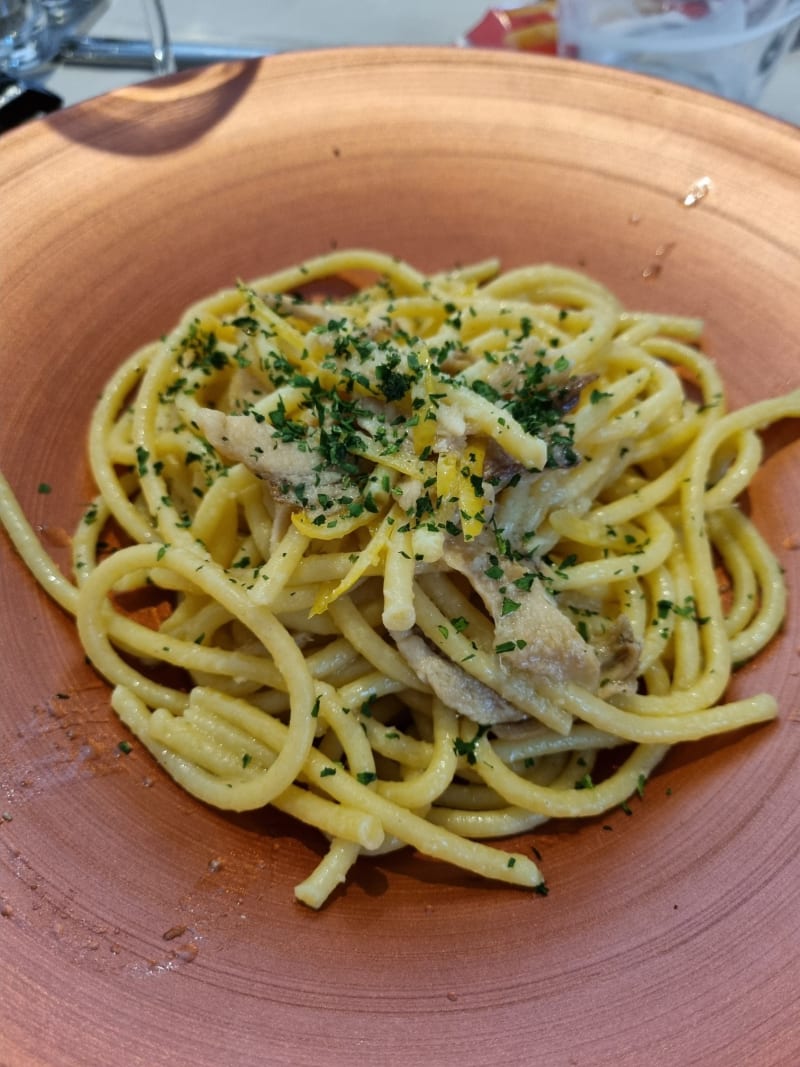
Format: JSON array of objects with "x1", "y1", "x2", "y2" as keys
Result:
[
  {"x1": 1, "y1": 0, "x2": 174, "y2": 76},
  {"x1": 39, "y1": 0, "x2": 94, "y2": 23},
  {"x1": 0, "y1": 0, "x2": 52, "y2": 72}
]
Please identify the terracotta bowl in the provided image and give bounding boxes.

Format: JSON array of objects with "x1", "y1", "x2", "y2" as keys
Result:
[{"x1": 1, "y1": 48, "x2": 799, "y2": 1067}]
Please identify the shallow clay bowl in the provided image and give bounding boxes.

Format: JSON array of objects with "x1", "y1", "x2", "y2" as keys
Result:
[{"x1": 1, "y1": 48, "x2": 799, "y2": 1067}]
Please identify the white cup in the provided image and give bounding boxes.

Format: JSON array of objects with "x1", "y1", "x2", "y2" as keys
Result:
[{"x1": 558, "y1": 0, "x2": 800, "y2": 105}]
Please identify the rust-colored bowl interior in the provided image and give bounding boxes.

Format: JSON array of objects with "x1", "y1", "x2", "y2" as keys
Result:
[{"x1": 1, "y1": 49, "x2": 799, "y2": 1067}]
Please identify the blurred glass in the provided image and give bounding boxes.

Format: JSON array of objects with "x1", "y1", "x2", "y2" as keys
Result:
[
  {"x1": 558, "y1": 0, "x2": 800, "y2": 104},
  {"x1": 140, "y1": 0, "x2": 174, "y2": 75},
  {"x1": 0, "y1": 0, "x2": 52, "y2": 71},
  {"x1": 1, "y1": 0, "x2": 173, "y2": 78},
  {"x1": 39, "y1": 0, "x2": 94, "y2": 23}
]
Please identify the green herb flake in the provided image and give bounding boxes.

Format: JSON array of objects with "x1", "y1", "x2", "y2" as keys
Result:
[
  {"x1": 356, "y1": 771, "x2": 377, "y2": 785},
  {"x1": 37, "y1": 482, "x2": 52, "y2": 495},
  {"x1": 494, "y1": 641, "x2": 517, "y2": 655},
  {"x1": 118, "y1": 740, "x2": 133, "y2": 755},
  {"x1": 135, "y1": 445, "x2": 150, "y2": 477},
  {"x1": 453, "y1": 725, "x2": 488, "y2": 766},
  {"x1": 656, "y1": 599, "x2": 673, "y2": 620}
]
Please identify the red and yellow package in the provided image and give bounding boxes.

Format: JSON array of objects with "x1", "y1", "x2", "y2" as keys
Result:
[{"x1": 464, "y1": 3, "x2": 558, "y2": 54}]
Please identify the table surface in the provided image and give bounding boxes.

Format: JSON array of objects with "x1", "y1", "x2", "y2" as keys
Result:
[{"x1": 45, "y1": 0, "x2": 800, "y2": 126}]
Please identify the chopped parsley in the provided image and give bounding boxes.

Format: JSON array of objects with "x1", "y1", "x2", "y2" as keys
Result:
[
  {"x1": 495, "y1": 639, "x2": 527, "y2": 654},
  {"x1": 453, "y1": 725, "x2": 489, "y2": 766}
]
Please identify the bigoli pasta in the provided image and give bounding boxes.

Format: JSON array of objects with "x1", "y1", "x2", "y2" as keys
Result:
[{"x1": 2, "y1": 249, "x2": 798, "y2": 907}]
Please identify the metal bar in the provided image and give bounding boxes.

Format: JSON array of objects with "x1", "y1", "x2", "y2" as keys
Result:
[{"x1": 58, "y1": 35, "x2": 271, "y2": 70}]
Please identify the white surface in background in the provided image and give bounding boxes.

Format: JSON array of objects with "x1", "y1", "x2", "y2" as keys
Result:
[{"x1": 44, "y1": 0, "x2": 799, "y2": 124}]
